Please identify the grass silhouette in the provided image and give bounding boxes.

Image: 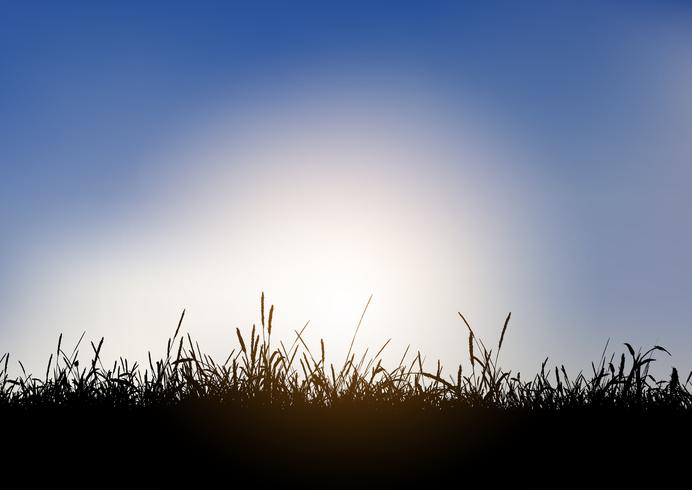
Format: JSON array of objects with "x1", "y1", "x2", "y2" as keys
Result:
[{"x1": 1, "y1": 293, "x2": 690, "y2": 489}]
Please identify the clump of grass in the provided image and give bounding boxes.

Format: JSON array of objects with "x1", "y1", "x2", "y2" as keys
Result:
[{"x1": 1, "y1": 293, "x2": 690, "y2": 411}]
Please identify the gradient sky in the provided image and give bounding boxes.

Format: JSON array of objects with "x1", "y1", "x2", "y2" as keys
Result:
[{"x1": 2, "y1": 1, "x2": 692, "y2": 376}]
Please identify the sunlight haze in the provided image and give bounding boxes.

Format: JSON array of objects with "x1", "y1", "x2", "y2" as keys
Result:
[{"x1": 2, "y1": 1, "x2": 691, "y2": 379}]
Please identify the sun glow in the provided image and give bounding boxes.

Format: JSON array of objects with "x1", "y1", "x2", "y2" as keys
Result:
[{"x1": 7, "y1": 78, "x2": 560, "y2": 373}]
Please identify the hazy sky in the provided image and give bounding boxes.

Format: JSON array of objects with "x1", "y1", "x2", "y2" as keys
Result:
[{"x1": 2, "y1": 1, "x2": 692, "y2": 376}]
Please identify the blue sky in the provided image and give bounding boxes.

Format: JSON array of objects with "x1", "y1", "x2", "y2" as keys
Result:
[{"x1": 2, "y1": 1, "x2": 692, "y2": 374}]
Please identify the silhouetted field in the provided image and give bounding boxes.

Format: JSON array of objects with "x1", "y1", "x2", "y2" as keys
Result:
[{"x1": 1, "y1": 294, "x2": 691, "y2": 489}]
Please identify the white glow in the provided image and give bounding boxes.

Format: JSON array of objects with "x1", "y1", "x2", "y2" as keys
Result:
[{"x1": 5, "y1": 77, "x2": 566, "y2": 375}]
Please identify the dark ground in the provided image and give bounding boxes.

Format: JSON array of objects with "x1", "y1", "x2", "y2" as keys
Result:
[{"x1": 1, "y1": 402, "x2": 690, "y2": 489}]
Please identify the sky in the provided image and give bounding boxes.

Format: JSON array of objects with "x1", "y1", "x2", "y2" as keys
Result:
[{"x1": 1, "y1": 1, "x2": 692, "y2": 377}]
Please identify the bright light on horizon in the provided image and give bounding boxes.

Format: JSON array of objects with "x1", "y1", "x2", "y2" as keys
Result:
[{"x1": 3, "y1": 78, "x2": 567, "y2": 375}]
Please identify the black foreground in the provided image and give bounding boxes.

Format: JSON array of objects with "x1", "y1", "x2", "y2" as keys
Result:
[{"x1": 2, "y1": 402, "x2": 690, "y2": 489}]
